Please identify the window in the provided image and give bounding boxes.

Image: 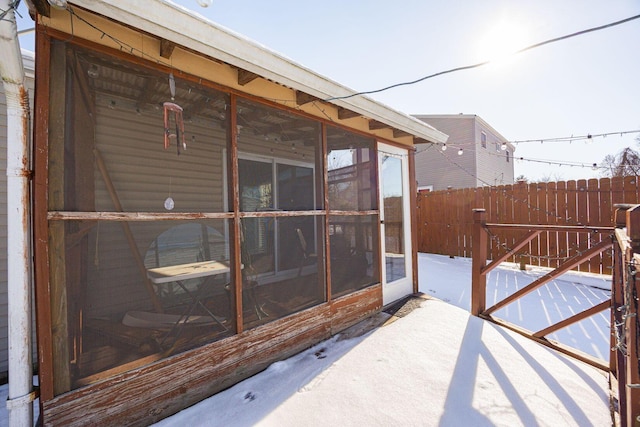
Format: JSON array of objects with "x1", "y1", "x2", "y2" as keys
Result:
[
  {"x1": 237, "y1": 99, "x2": 325, "y2": 329},
  {"x1": 506, "y1": 150, "x2": 510, "y2": 163},
  {"x1": 481, "y1": 131, "x2": 487, "y2": 148},
  {"x1": 45, "y1": 44, "x2": 234, "y2": 393},
  {"x1": 327, "y1": 126, "x2": 380, "y2": 298}
]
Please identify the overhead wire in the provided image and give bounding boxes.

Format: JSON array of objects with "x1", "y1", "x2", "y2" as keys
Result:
[{"x1": 324, "y1": 13, "x2": 640, "y2": 102}]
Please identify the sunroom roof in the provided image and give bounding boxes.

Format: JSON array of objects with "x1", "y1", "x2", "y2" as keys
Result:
[{"x1": 50, "y1": 0, "x2": 447, "y2": 145}]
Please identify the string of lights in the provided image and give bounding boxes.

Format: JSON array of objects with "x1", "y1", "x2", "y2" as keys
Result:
[
  {"x1": 509, "y1": 129, "x2": 640, "y2": 144},
  {"x1": 481, "y1": 149, "x2": 603, "y2": 170}
]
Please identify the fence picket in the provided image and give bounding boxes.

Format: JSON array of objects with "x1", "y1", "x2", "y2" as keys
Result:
[{"x1": 416, "y1": 176, "x2": 636, "y2": 274}]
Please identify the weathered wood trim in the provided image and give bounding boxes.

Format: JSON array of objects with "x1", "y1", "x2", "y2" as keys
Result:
[
  {"x1": 28, "y1": 0, "x2": 50, "y2": 18},
  {"x1": 48, "y1": 211, "x2": 235, "y2": 221},
  {"x1": 237, "y1": 69, "x2": 259, "y2": 86},
  {"x1": 368, "y1": 120, "x2": 389, "y2": 131},
  {"x1": 327, "y1": 210, "x2": 378, "y2": 216},
  {"x1": 408, "y1": 149, "x2": 419, "y2": 293},
  {"x1": 337, "y1": 107, "x2": 360, "y2": 120},
  {"x1": 230, "y1": 94, "x2": 243, "y2": 334},
  {"x1": 393, "y1": 129, "x2": 411, "y2": 138},
  {"x1": 33, "y1": 26, "x2": 56, "y2": 403},
  {"x1": 322, "y1": 124, "x2": 332, "y2": 300},
  {"x1": 239, "y1": 210, "x2": 325, "y2": 218},
  {"x1": 295, "y1": 91, "x2": 320, "y2": 106},
  {"x1": 48, "y1": 40, "x2": 71, "y2": 396},
  {"x1": 42, "y1": 285, "x2": 382, "y2": 426},
  {"x1": 159, "y1": 39, "x2": 176, "y2": 59}
]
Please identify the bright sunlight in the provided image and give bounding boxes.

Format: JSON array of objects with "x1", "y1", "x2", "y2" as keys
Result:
[{"x1": 477, "y1": 19, "x2": 531, "y2": 66}]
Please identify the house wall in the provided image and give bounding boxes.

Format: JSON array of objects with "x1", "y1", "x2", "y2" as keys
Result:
[
  {"x1": 0, "y1": 52, "x2": 36, "y2": 379},
  {"x1": 473, "y1": 118, "x2": 515, "y2": 187},
  {"x1": 413, "y1": 115, "x2": 477, "y2": 191},
  {"x1": 413, "y1": 115, "x2": 514, "y2": 190}
]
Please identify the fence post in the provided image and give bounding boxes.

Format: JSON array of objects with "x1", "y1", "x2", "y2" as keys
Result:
[
  {"x1": 625, "y1": 205, "x2": 640, "y2": 427},
  {"x1": 471, "y1": 209, "x2": 487, "y2": 316}
]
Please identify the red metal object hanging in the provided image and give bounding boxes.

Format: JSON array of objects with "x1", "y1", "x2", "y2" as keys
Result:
[{"x1": 163, "y1": 101, "x2": 186, "y2": 154}]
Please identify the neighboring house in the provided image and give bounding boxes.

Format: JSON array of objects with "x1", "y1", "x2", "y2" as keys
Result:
[
  {"x1": 23, "y1": 1, "x2": 447, "y2": 425},
  {"x1": 413, "y1": 114, "x2": 515, "y2": 191},
  {"x1": 0, "y1": 50, "x2": 35, "y2": 381}
]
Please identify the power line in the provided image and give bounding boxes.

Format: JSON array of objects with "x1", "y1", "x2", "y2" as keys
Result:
[{"x1": 325, "y1": 13, "x2": 640, "y2": 102}]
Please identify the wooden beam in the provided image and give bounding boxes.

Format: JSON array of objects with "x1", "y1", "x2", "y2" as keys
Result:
[
  {"x1": 368, "y1": 120, "x2": 390, "y2": 131},
  {"x1": 337, "y1": 107, "x2": 360, "y2": 120},
  {"x1": 482, "y1": 315, "x2": 608, "y2": 371},
  {"x1": 484, "y1": 238, "x2": 614, "y2": 316},
  {"x1": 392, "y1": 129, "x2": 412, "y2": 138},
  {"x1": 237, "y1": 69, "x2": 259, "y2": 86},
  {"x1": 533, "y1": 299, "x2": 610, "y2": 338},
  {"x1": 159, "y1": 39, "x2": 176, "y2": 59},
  {"x1": 471, "y1": 209, "x2": 488, "y2": 316},
  {"x1": 295, "y1": 91, "x2": 320, "y2": 106},
  {"x1": 27, "y1": 0, "x2": 50, "y2": 17},
  {"x1": 481, "y1": 230, "x2": 541, "y2": 275}
]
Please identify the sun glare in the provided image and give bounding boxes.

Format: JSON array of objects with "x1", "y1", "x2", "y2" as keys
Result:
[{"x1": 478, "y1": 20, "x2": 530, "y2": 66}]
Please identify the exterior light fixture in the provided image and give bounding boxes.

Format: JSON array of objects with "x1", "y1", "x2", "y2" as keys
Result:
[
  {"x1": 441, "y1": 144, "x2": 447, "y2": 151},
  {"x1": 592, "y1": 163, "x2": 597, "y2": 171},
  {"x1": 501, "y1": 142, "x2": 507, "y2": 150},
  {"x1": 457, "y1": 148, "x2": 463, "y2": 156}
]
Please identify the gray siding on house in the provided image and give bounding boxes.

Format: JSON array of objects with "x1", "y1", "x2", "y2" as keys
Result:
[
  {"x1": 0, "y1": 52, "x2": 36, "y2": 377},
  {"x1": 414, "y1": 116, "x2": 476, "y2": 191},
  {"x1": 413, "y1": 114, "x2": 514, "y2": 191}
]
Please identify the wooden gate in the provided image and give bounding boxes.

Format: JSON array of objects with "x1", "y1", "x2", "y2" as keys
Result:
[{"x1": 471, "y1": 205, "x2": 640, "y2": 426}]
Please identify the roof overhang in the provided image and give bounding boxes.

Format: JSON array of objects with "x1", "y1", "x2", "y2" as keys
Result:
[{"x1": 32, "y1": 0, "x2": 447, "y2": 145}]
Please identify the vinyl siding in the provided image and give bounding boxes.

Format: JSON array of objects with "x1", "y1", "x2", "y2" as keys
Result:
[
  {"x1": 413, "y1": 115, "x2": 514, "y2": 190},
  {"x1": 414, "y1": 116, "x2": 476, "y2": 191}
]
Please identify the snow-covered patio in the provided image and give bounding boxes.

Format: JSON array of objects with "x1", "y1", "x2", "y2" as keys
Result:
[
  {"x1": 0, "y1": 253, "x2": 612, "y2": 426},
  {"x1": 151, "y1": 253, "x2": 612, "y2": 426}
]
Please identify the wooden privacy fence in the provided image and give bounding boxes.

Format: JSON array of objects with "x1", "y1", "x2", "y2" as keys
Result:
[{"x1": 417, "y1": 176, "x2": 640, "y2": 274}]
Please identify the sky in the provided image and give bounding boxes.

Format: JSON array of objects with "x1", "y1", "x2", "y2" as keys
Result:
[
  {"x1": 12, "y1": 0, "x2": 640, "y2": 182},
  {"x1": 0, "y1": 253, "x2": 611, "y2": 426}
]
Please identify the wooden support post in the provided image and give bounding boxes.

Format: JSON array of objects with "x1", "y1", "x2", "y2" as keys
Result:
[
  {"x1": 625, "y1": 205, "x2": 640, "y2": 427},
  {"x1": 471, "y1": 209, "x2": 487, "y2": 316}
]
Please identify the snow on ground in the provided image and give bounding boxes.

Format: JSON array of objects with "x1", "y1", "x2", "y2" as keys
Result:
[
  {"x1": 419, "y1": 254, "x2": 611, "y2": 361},
  {"x1": 0, "y1": 254, "x2": 613, "y2": 426}
]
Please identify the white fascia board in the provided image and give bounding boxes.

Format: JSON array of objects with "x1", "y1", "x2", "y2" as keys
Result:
[{"x1": 68, "y1": 0, "x2": 447, "y2": 144}]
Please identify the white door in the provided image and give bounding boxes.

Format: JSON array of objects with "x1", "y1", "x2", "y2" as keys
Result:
[{"x1": 378, "y1": 142, "x2": 413, "y2": 306}]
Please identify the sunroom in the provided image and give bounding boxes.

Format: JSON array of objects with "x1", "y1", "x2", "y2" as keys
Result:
[{"x1": 27, "y1": 1, "x2": 447, "y2": 424}]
